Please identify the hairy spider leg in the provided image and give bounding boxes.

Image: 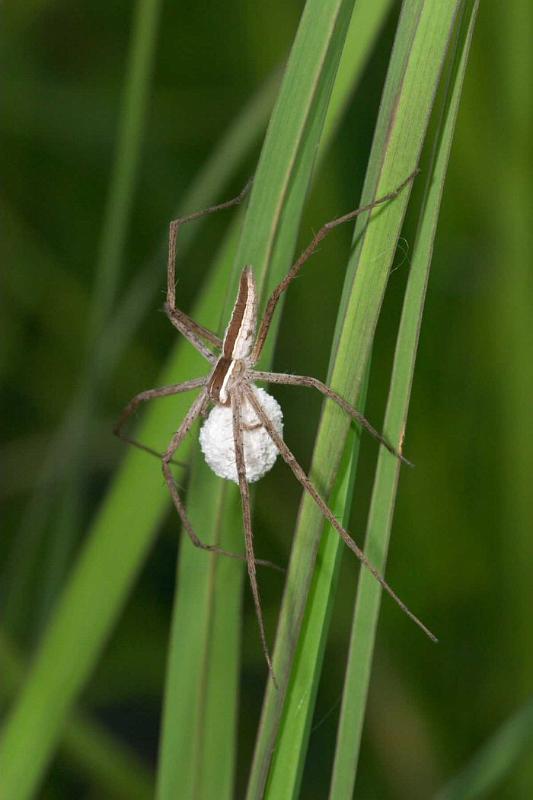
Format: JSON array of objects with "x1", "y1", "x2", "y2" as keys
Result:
[
  {"x1": 244, "y1": 385, "x2": 436, "y2": 642},
  {"x1": 232, "y1": 392, "x2": 278, "y2": 685},
  {"x1": 113, "y1": 382, "x2": 280, "y2": 570},
  {"x1": 114, "y1": 377, "x2": 207, "y2": 462},
  {"x1": 252, "y1": 371, "x2": 413, "y2": 467},
  {"x1": 165, "y1": 181, "x2": 253, "y2": 363},
  {"x1": 251, "y1": 169, "x2": 419, "y2": 363}
]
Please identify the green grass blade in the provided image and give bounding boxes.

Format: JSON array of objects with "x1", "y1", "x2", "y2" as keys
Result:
[
  {"x1": 4, "y1": 0, "x2": 163, "y2": 636},
  {"x1": 155, "y1": 470, "x2": 246, "y2": 800},
  {"x1": 4, "y1": 61, "x2": 277, "y2": 639},
  {"x1": 0, "y1": 262, "x2": 228, "y2": 800},
  {"x1": 323, "y1": 0, "x2": 393, "y2": 144},
  {"x1": 0, "y1": 0, "x2": 399, "y2": 795},
  {"x1": 257, "y1": 6, "x2": 399, "y2": 794},
  {"x1": 247, "y1": 2, "x2": 461, "y2": 796},
  {"x1": 263, "y1": 400, "x2": 365, "y2": 799},
  {"x1": 154, "y1": 223, "x2": 245, "y2": 800},
  {"x1": 156, "y1": 0, "x2": 366, "y2": 795},
  {"x1": 434, "y1": 699, "x2": 533, "y2": 800},
  {"x1": 0, "y1": 0, "x2": 360, "y2": 779},
  {"x1": 156, "y1": 1, "x2": 399, "y2": 795},
  {"x1": 494, "y1": 5, "x2": 533, "y2": 796},
  {"x1": 329, "y1": 3, "x2": 479, "y2": 796},
  {"x1": 87, "y1": 0, "x2": 161, "y2": 345},
  {"x1": 0, "y1": 630, "x2": 153, "y2": 800},
  {"x1": 157, "y1": 0, "x2": 403, "y2": 795},
  {"x1": 75, "y1": 0, "x2": 162, "y2": 570},
  {"x1": 234, "y1": 0, "x2": 356, "y2": 302}
]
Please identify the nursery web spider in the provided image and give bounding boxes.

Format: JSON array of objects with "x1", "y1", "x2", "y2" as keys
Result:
[{"x1": 115, "y1": 171, "x2": 436, "y2": 683}]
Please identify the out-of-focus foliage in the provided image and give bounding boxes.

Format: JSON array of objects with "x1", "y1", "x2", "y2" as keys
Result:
[{"x1": 1, "y1": 1, "x2": 532, "y2": 798}]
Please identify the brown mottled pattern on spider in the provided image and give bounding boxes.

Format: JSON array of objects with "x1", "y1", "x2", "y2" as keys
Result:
[{"x1": 114, "y1": 169, "x2": 436, "y2": 686}]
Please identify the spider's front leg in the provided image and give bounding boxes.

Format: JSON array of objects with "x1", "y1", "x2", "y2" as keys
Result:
[
  {"x1": 251, "y1": 169, "x2": 419, "y2": 363},
  {"x1": 165, "y1": 181, "x2": 253, "y2": 362}
]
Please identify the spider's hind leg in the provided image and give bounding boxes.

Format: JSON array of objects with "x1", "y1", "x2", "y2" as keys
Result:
[
  {"x1": 232, "y1": 392, "x2": 277, "y2": 685},
  {"x1": 244, "y1": 386, "x2": 436, "y2": 643}
]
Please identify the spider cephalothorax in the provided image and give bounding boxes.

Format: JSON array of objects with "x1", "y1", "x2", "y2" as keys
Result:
[
  {"x1": 115, "y1": 172, "x2": 435, "y2": 682},
  {"x1": 207, "y1": 267, "x2": 257, "y2": 405}
]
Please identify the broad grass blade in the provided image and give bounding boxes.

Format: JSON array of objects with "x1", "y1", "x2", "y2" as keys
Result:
[
  {"x1": 248, "y1": 2, "x2": 461, "y2": 796},
  {"x1": 329, "y1": 2, "x2": 480, "y2": 797}
]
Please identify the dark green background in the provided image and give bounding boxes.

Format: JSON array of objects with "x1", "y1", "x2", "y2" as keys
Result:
[{"x1": 2, "y1": 1, "x2": 532, "y2": 797}]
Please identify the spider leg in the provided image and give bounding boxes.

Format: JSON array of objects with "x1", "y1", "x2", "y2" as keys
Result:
[
  {"x1": 166, "y1": 180, "x2": 253, "y2": 363},
  {"x1": 232, "y1": 391, "x2": 277, "y2": 685},
  {"x1": 252, "y1": 371, "x2": 413, "y2": 466},
  {"x1": 114, "y1": 377, "x2": 207, "y2": 464},
  {"x1": 251, "y1": 169, "x2": 419, "y2": 363},
  {"x1": 162, "y1": 389, "x2": 283, "y2": 572},
  {"x1": 244, "y1": 386, "x2": 437, "y2": 642},
  {"x1": 165, "y1": 307, "x2": 222, "y2": 352}
]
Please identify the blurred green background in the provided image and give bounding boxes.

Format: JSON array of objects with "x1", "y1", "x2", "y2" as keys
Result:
[{"x1": 2, "y1": 1, "x2": 532, "y2": 798}]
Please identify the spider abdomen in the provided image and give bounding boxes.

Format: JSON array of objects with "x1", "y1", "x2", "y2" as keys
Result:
[{"x1": 199, "y1": 388, "x2": 283, "y2": 484}]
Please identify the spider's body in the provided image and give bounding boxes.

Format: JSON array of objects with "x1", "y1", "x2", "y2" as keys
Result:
[
  {"x1": 207, "y1": 266, "x2": 257, "y2": 406},
  {"x1": 198, "y1": 266, "x2": 283, "y2": 484},
  {"x1": 115, "y1": 172, "x2": 435, "y2": 682}
]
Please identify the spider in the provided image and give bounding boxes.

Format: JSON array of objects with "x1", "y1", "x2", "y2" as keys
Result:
[{"x1": 115, "y1": 171, "x2": 435, "y2": 683}]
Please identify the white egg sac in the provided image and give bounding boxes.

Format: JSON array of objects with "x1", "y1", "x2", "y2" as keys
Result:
[{"x1": 199, "y1": 388, "x2": 283, "y2": 484}]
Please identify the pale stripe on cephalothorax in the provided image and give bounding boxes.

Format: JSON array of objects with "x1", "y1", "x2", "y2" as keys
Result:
[
  {"x1": 219, "y1": 358, "x2": 237, "y2": 405},
  {"x1": 223, "y1": 267, "x2": 257, "y2": 361},
  {"x1": 208, "y1": 267, "x2": 258, "y2": 404}
]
